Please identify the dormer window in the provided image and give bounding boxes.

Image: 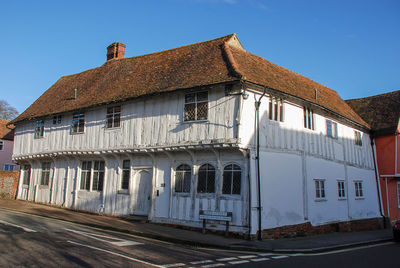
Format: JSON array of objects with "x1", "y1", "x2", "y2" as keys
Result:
[
  {"x1": 184, "y1": 91, "x2": 208, "y2": 121},
  {"x1": 35, "y1": 120, "x2": 44, "y2": 138}
]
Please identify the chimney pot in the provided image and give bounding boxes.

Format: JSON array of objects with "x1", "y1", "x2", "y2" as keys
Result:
[{"x1": 107, "y1": 42, "x2": 126, "y2": 61}]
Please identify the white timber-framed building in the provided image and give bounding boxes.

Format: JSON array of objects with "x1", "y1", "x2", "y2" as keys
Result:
[{"x1": 11, "y1": 34, "x2": 382, "y2": 238}]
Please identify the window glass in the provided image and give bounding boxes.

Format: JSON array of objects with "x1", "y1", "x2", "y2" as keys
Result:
[
  {"x1": 197, "y1": 164, "x2": 215, "y2": 193},
  {"x1": 326, "y1": 120, "x2": 338, "y2": 138},
  {"x1": 121, "y1": 160, "x2": 130, "y2": 190},
  {"x1": 35, "y1": 120, "x2": 44, "y2": 138},
  {"x1": 40, "y1": 162, "x2": 51, "y2": 186},
  {"x1": 355, "y1": 181, "x2": 363, "y2": 197},
  {"x1": 175, "y1": 164, "x2": 191, "y2": 193},
  {"x1": 184, "y1": 91, "x2": 208, "y2": 121},
  {"x1": 106, "y1": 106, "x2": 121, "y2": 128},
  {"x1": 72, "y1": 113, "x2": 85, "y2": 133},
  {"x1": 315, "y1": 179, "x2": 325, "y2": 199},
  {"x1": 269, "y1": 97, "x2": 284, "y2": 122},
  {"x1": 222, "y1": 164, "x2": 241, "y2": 195},
  {"x1": 23, "y1": 165, "x2": 31, "y2": 185},
  {"x1": 0, "y1": 140, "x2": 3, "y2": 151},
  {"x1": 80, "y1": 161, "x2": 91, "y2": 190},
  {"x1": 354, "y1": 131, "x2": 362, "y2": 146},
  {"x1": 338, "y1": 181, "x2": 346, "y2": 198},
  {"x1": 92, "y1": 161, "x2": 105, "y2": 191}
]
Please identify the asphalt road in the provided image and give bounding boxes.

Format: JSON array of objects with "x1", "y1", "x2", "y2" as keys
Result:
[{"x1": 0, "y1": 209, "x2": 399, "y2": 267}]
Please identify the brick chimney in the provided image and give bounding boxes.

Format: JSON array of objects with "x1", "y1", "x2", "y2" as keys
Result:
[{"x1": 107, "y1": 42, "x2": 126, "y2": 61}]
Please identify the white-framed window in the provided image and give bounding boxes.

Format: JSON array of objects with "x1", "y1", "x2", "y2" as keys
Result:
[
  {"x1": 40, "y1": 162, "x2": 51, "y2": 186},
  {"x1": 106, "y1": 106, "x2": 121, "y2": 128},
  {"x1": 355, "y1": 181, "x2": 363, "y2": 198},
  {"x1": 197, "y1": 164, "x2": 215, "y2": 193},
  {"x1": 175, "y1": 164, "x2": 191, "y2": 193},
  {"x1": 0, "y1": 140, "x2": 3, "y2": 151},
  {"x1": 4, "y1": 164, "x2": 16, "y2": 171},
  {"x1": 315, "y1": 179, "x2": 326, "y2": 199},
  {"x1": 22, "y1": 165, "x2": 31, "y2": 185},
  {"x1": 269, "y1": 97, "x2": 284, "y2": 122},
  {"x1": 71, "y1": 113, "x2": 85, "y2": 134},
  {"x1": 35, "y1": 120, "x2": 44, "y2": 138},
  {"x1": 398, "y1": 182, "x2": 400, "y2": 208},
  {"x1": 80, "y1": 161, "x2": 105, "y2": 191},
  {"x1": 326, "y1": 119, "x2": 338, "y2": 139},
  {"x1": 337, "y1": 180, "x2": 346, "y2": 199},
  {"x1": 121, "y1": 160, "x2": 130, "y2": 190},
  {"x1": 222, "y1": 164, "x2": 241, "y2": 195},
  {"x1": 303, "y1": 107, "x2": 314, "y2": 130},
  {"x1": 184, "y1": 91, "x2": 208, "y2": 121},
  {"x1": 52, "y1": 115, "x2": 62, "y2": 124},
  {"x1": 354, "y1": 131, "x2": 362, "y2": 146}
]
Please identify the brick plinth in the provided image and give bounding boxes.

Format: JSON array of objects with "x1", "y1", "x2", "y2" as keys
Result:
[{"x1": 0, "y1": 171, "x2": 20, "y2": 199}]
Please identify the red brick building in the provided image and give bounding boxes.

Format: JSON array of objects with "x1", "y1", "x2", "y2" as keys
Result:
[{"x1": 347, "y1": 90, "x2": 400, "y2": 222}]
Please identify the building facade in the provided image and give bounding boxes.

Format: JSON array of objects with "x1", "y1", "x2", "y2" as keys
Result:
[
  {"x1": 12, "y1": 34, "x2": 382, "y2": 238},
  {"x1": 347, "y1": 91, "x2": 400, "y2": 222},
  {"x1": 0, "y1": 120, "x2": 19, "y2": 171}
]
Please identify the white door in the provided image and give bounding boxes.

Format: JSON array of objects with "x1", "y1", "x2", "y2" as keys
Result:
[{"x1": 130, "y1": 170, "x2": 152, "y2": 216}]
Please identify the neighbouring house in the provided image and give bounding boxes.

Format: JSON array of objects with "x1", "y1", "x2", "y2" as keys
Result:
[
  {"x1": 347, "y1": 90, "x2": 400, "y2": 222},
  {"x1": 0, "y1": 120, "x2": 19, "y2": 171},
  {"x1": 11, "y1": 34, "x2": 382, "y2": 238}
]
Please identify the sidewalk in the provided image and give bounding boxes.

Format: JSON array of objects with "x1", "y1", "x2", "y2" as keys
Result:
[{"x1": 0, "y1": 199, "x2": 393, "y2": 253}]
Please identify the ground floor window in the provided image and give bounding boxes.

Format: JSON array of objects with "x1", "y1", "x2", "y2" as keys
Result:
[
  {"x1": 80, "y1": 161, "x2": 105, "y2": 191},
  {"x1": 355, "y1": 181, "x2": 363, "y2": 198},
  {"x1": 175, "y1": 164, "x2": 191, "y2": 193},
  {"x1": 222, "y1": 164, "x2": 241, "y2": 195},
  {"x1": 23, "y1": 165, "x2": 31, "y2": 185},
  {"x1": 4, "y1": 164, "x2": 16, "y2": 171},
  {"x1": 40, "y1": 162, "x2": 51, "y2": 186},
  {"x1": 315, "y1": 179, "x2": 325, "y2": 199},
  {"x1": 121, "y1": 160, "x2": 130, "y2": 190},
  {"x1": 197, "y1": 164, "x2": 215, "y2": 193}
]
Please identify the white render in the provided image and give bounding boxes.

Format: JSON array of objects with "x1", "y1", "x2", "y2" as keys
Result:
[{"x1": 14, "y1": 84, "x2": 381, "y2": 236}]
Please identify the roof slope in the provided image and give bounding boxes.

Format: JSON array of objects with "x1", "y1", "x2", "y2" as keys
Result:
[
  {"x1": 0, "y1": 120, "x2": 14, "y2": 140},
  {"x1": 12, "y1": 34, "x2": 368, "y2": 128},
  {"x1": 346, "y1": 90, "x2": 400, "y2": 135}
]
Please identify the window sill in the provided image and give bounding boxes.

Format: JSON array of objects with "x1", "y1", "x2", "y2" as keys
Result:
[
  {"x1": 105, "y1": 127, "x2": 121, "y2": 131},
  {"x1": 38, "y1": 185, "x2": 49, "y2": 189},
  {"x1": 355, "y1": 197, "x2": 365, "y2": 200},
  {"x1": 314, "y1": 198, "x2": 327, "y2": 202},
  {"x1": 338, "y1": 198, "x2": 347, "y2": 201},
  {"x1": 182, "y1": 120, "x2": 209, "y2": 124},
  {"x1": 117, "y1": 190, "x2": 129, "y2": 195},
  {"x1": 34, "y1": 137, "x2": 44, "y2": 140},
  {"x1": 70, "y1": 132, "x2": 84, "y2": 135},
  {"x1": 173, "y1": 192, "x2": 191, "y2": 197}
]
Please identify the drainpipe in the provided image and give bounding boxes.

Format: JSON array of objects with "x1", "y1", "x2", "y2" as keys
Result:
[
  {"x1": 255, "y1": 87, "x2": 267, "y2": 240},
  {"x1": 371, "y1": 136, "x2": 386, "y2": 228}
]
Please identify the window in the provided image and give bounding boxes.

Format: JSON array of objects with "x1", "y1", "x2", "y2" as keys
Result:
[
  {"x1": 222, "y1": 164, "x2": 241, "y2": 195},
  {"x1": 106, "y1": 106, "x2": 121, "y2": 128},
  {"x1": 355, "y1": 181, "x2": 363, "y2": 198},
  {"x1": 315, "y1": 179, "x2": 325, "y2": 199},
  {"x1": 398, "y1": 182, "x2": 400, "y2": 208},
  {"x1": 72, "y1": 113, "x2": 85, "y2": 134},
  {"x1": 53, "y1": 115, "x2": 62, "y2": 124},
  {"x1": 80, "y1": 161, "x2": 105, "y2": 191},
  {"x1": 303, "y1": 107, "x2": 314, "y2": 130},
  {"x1": 354, "y1": 131, "x2": 362, "y2": 146},
  {"x1": 80, "y1": 161, "x2": 91, "y2": 190},
  {"x1": 326, "y1": 120, "x2": 338, "y2": 138},
  {"x1": 121, "y1": 160, "x2": 130, "y2": 190},
  {"x1": 92, "y1": 161, "x2": 105, "y2": 191},
  {"x1": 197, "y1": 164, "x2": 215, "y2": 193},
  {"x1": 0, "y1": 140, "x2": 3, "y2": 151},
  {"x1": 175, "y1": 164, "x2": 191, "y2": 193},
  {"x1": 184, "y1": 91, "x2": 208, "y2": 121},
  {"x1": 35, "y1": 120, "x2": 44, "y2": 138},
  {"x1": 40, "y1": 162, "x2": 51, "y2": 186},
  {"x1": 4, "y1": 164, "x2": 16, "y2": 171},
  {"x1": 269, "y1": 97, "x2": 284, "y2": 122},
  {"x1": 22, "y1": 165, "x2": 31, "y2": 185},
  {"x1": 337, "y1": 180, "x2": 346, "y2": 198}
]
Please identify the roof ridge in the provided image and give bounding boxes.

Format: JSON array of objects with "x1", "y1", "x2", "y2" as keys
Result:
[{"x1": 346, "y1": 89, "x2": 400, "y2": 102}]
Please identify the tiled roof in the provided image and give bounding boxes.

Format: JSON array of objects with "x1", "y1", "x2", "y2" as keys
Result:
[
  {"x1": 0, "y1": 120, "x2": 14, "y2": 140},
  {"x1": 346, "y1": 90, "x2": 400, "y2": 135},
  {"x1": 11, "y1": 34, "x2": 368, "y2": 128}
]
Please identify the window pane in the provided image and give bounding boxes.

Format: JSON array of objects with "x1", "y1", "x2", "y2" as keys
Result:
[
  {"x1": 197, "y1": 102, "x2": 208, "y2": 120},
  {"x1": 196, "y1": 91, "x2": 208, "y2": 101},
  {"x1": 184, "y1": 103, "x2": 196, "y2": 121},
  {"x1": 222, "y1": 171, "x2": 231, "y2": 194},
  {"x1": 185, "y1": 93, "x2": 195, "y2": 103}
]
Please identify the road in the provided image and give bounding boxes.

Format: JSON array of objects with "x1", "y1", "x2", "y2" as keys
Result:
[{"x1": 0, "y1": 209, "x2": 399, "y2": 267}]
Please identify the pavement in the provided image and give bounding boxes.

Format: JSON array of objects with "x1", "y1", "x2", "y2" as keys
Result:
[{"x1": 0, "y1": 199, "x2": 394, "y2": 253}]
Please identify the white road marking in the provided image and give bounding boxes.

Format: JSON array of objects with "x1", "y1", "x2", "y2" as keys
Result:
[
  {"x1": 271, "y1": 255, "x2": 288, "y2": 259},
  {"x1": 67, "y1": 240, "x2": 163, "y2": 267},
  {"x1": 216, "y1": 257, "x2": 238, "y2": 261},
  {"x1": 162, "y1": 263, "x2": 186, "y2": 267},
  {"x1": 228, "y1": 260, "x2": 250, "y2": 265},
  {"x1": 250, "y1": 258, "x2": 270, "y2": 262},
  {"x1": 0, "y1": 219, "x2": 37, "y2": 232},
  {"x1": 238, "y1": 255, "x2": 257, "y2": 259},
  {"x1": 190, "y1": 260, "x2": 213, "y2": 264},
  {"x1": 258, "y1": 253, "x2": 274, "y2": 256},
  {"x1": 65, "y1": 228, "x2": 142, "y2": 246},
  {"x1": 305, "y1": 241, "x2": 395, "y2": 256},
  {"x1": 201, "y1": 263, "x2": 225, "y2": 267},
  {"x1": 291, "y1": 253, "x2": 304, "y2": 256}
]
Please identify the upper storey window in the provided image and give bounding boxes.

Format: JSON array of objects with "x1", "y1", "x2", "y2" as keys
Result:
[
  {"x1": 269, "y1": 97, "x2": 284, "y2": 122},
  {"x1": 35, "y1": 120, "x2": 44, "y2": 139},
  {"x1": 303, "y1": 107, "x2": 314, "y2": 130},
  {"x1": 53, "y1": 115, "x2": 62, "y2": 124},
  {"x1": 354, "y1": 131, "x2": 362, "y2": 146},
  {"x1": 106, "y1": 106, "x2": 121, "y2": 128},
  {"x1": 72, "y1": 113, "x2": 85, "y2": 134},
  {"x1": 326, "y1": 119, "x2": 338, "y2": 139},
  {"x1": 0, "y1": 140, "x2": 3, "y2": 151},
  {"x1": 184, "y1": 91, "x2": 208, "y2": 121}
]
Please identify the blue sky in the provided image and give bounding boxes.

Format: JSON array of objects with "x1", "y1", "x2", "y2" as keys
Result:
[{"x1": 1, "y1": 0, "x2": 399, "y2": 114}]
